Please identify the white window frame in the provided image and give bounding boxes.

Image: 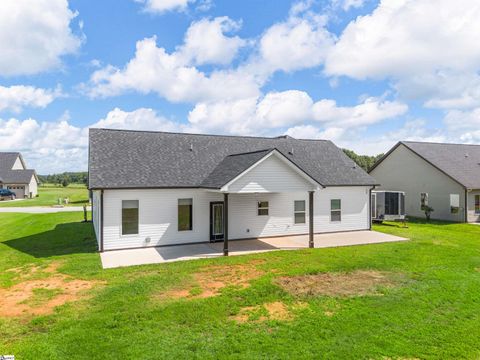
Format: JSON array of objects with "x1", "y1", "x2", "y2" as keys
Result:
[
  {"x1": 257, "y1": 201, "x2": 269, "y2": 216},
  {"x1": 121, "y1": 200, "x2": 139, "y2": 237},
  {"x1": 330, "y1": 199, "x2": 342, "y2": 222},
  {"x1": 178, "y1": 198, "x2": 193, "y2": 232},
  {"x1": 294, "y1": 200, "x2": 306, "y2": 224},
  {"x1": 450, "y1": 194, "x2": 460, "y2": 214},
  {"x1": 475, "y1": 194, "x2": 480, "y2": 215}
]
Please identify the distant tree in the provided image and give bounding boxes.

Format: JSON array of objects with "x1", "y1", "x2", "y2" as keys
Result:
[
  {"x1": 38, "y1": 172, "x2": 88, "y2": 185},
  {"x1": 61, "y1": 177, "x2": 70, "y2": 187},
  {"x1": 342, "y1": 149, "x2": 384, "y2": 172}
]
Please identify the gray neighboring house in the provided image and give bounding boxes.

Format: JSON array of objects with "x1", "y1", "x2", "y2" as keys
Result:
[
  {"x1": 369, "y1": 141, "x2": 480, "y2": 223},
  {"x1": 0, "y1": 152, "x2": 39, "y2": 198},
  {"x1": 89, "y1": 128, "x2": 377, "y2": 252}
]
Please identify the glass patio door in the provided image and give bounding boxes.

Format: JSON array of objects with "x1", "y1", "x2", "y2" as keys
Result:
[{"x1": 210, "y1": 202, "x2": 224, "y2": 241}]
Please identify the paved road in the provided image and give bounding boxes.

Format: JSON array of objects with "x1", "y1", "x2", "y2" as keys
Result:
[{"x1": 0, "y1": 206, "x2": 91, "y2": 213}]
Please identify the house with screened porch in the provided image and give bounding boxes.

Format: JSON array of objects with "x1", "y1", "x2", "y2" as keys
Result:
[{"x1": 88, "y1": 128, "x2": 378, "y2": 254}]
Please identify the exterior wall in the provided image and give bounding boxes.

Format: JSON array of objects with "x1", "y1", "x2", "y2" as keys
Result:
[
  {"x1": 27, "y1": 175, "x2": 38, "y2": 197},
  {"x1": 467, "y1": 190, "x2": 480, "y2": 223},
  {"x1": 370, "y1": 144, "x2": 466, "y2": 222},
  {"x1": 100, "y1": 186, "x2": 370, "y2": 251},
  {"x1": 92, "y1": 190, "x2": 102, "y2": 246},
  {"x1": 11, "y1": 156, "x2": 25, "y2": 170},
  {"x1": 226, "y1": 155, "x2": 315, "y2": 193}
]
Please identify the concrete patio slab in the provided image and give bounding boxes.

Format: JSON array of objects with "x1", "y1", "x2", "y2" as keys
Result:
[{"x1": 100, "y1": 230, "x2": 408, "y2": 269}]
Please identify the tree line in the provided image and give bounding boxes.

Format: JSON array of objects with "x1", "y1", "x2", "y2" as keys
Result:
[
  {"x1": 38, "y1": 172, "x2": 88, "y2": 187},
  {"x1": 342, "y1": 149, "x2": 384, "y2": 172}
]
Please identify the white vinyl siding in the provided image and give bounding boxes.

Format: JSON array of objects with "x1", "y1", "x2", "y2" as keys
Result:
[
  {"x1": 370, "y1": 144, "x2": 467, "y2": 222},
  {"x1": 92, "y1": 190, "x2": 102, "y2": 248},
  {"x1": 226, "y1": 155, "x2": 315, "y2": 193},
  {"x1": 101, "y1": 186, "x2": 370, "y2": 250},
  {"x1": 11, "y1": 156, "x2": 25, "y2": 170}
]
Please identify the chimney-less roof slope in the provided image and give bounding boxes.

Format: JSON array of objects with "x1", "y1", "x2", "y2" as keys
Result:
[{"x1": 88, "y1": 129, "x2": 376, "y2": 189}]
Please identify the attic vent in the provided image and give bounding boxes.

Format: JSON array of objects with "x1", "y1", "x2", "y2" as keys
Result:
[
  {"x1": 288, "y1": 148, "x2": 294, "y2": 155},
  {"x1": 465, "y1": 153, "x2": 469, "y2": 158},
  {"x1": 189, "y1": 144, "x2": 193, "y2": 151},
  {"x1": 276, "y1": 135, "x2": 291, "y2": 139}
]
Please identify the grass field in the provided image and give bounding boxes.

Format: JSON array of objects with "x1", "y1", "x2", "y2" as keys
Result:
[
  {"x1": 1, "y1": 213, "x2": 480, "y2": 359},
  {"x1": 0, "y1": 184, "x2": 89, "y2": 207}
]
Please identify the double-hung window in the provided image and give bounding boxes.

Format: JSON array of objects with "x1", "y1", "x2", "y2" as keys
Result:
[
  {"x1": 475, "y1": 195, "x2": 480, "y2": 215},
  {"x1": 294, "y1": 200, "x2": 306, "y2": 224},
  {"x1": 330, "y1": 199, "x2": 341, "y2": 222},
  {"x1": 178, "y1": 198, "x2": 193, "y2": 231},
  {"x1": 122, "y1": 200, "x2": 139, "y2": 235},
  {"x1": 450, "y1": 194, "x2": 460, "y2": 214},
  {"x1": 258, "y1": 201, "x2": 269, "y2": 216}
]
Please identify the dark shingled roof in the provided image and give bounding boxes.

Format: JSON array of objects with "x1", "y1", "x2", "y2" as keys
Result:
[
  {"x1": 88, "y1": 129, "x2": 377, "y2": 189},
  {"x1": 400, "y1": 141, "x2": 480, "y2": 189},
  {"x1": 0, "y1": 152, "x2": 36, "y2": 184}
]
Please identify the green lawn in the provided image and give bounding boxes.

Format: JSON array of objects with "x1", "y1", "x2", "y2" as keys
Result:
[
  {"x1": 1, "y1": 213, "x2": 480, "y2": 359},
  {"x1": 0, "y1": 185, "x2": 89, "y2": 207}
]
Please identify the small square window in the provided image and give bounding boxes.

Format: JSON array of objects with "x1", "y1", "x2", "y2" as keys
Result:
[{"x1": 258, "y1": 201, "x2": 269, "y2": 216}]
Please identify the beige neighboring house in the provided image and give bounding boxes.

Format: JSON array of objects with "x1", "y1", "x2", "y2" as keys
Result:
[
  {"x1": 369, "y1": 141, "x2": 480, "y2": 223},
  {"x1": 0, "y1": 152, "x2": 39, "y2": 199}
]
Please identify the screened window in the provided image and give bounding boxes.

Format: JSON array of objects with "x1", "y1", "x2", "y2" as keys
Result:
[
  {"x1": 475, "y1": 195, "x2": 480, "y2": 215},
  {"x1": 450, "y1": 194, "x2": 460, "y2": 214},
  {"x1": 385, "y1": 192, "x2": 399, "y2": 215},
  {"x1": 294, "y1": 200, "x2": 306, "y2": 224},
  {"x1": 178, "y1": 198, "x2": 193, "y2": 231},
  {"x1": 331, "y1": 199, "x2": 341, "y2": 222},
  {"x1": 420, "y1": 193, "x2": 429, "y2": 210},
  {"x1": 258, "y1": 201, "x2": 269, "y2": 216},
  {"x1": 122, "y1": 200, "x2": 139, "y2": 235}
]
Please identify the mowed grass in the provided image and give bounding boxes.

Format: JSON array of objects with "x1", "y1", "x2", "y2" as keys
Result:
[
  {"x1": 0, "y1": 185, "x2": 89, "y2": 207},
  {"x1": 1, "y1": 213, "x2": 480, "y2": 359}
]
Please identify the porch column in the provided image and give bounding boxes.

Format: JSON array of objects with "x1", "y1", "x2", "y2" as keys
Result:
[
  {"x1": 223, "y1": 193, "x2": 229, "y2": 256},
  {"x1": 309, "y1": 191, "x2": 314, "y2": 248}
]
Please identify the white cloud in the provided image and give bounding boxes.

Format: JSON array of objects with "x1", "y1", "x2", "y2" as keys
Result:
[
  {"x1": 0, "y1": 0, "x2": 82, "y2": 76},
  {"x1": 330, "y1": 0, "x2": 367, "y2": 11},
  {"x1": 0, "y1": 108, "x2": 182, "y2": 173},
  {"x1": 178, "y1": 17, "x2": 246, "y2": 66},
  {"x1": 326, "y1": 0, "x2": 480, "y2": 80},
  {"x1": 0, "y1": 85, "x2": 61, "y2": 113},
  {"x1": 257, "y1": 8, "x2": 334, "y2": 73},
  {"x1": 91, "y1": 107, "x2": 180, "y2": 132},
  {"x1": 188, "y1": 90, "x2": 407, "y2": 135},
  {"x1": 136, "y1": 0, "x2": 194, "y2": 14},
  {"x1": 86, "y1": 18, "x2": 257, "y2": 103}
]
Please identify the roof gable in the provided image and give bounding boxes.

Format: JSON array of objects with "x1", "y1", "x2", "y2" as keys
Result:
[
  {"x1": 0, "y1": 152, "x2": 37, "y2": 185},
  {"x1": 88, "y1": 129, "x2": 377, "y2": 189},
  {"x1": 370, "y1": 141, "x2": 480, "y2": 189}
]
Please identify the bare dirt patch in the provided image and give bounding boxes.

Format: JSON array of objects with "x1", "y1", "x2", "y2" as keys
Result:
[
  {"x1": 275, "y1": 270, "x2": 396, "y2": 297},
  {"x1": 161, "y1": 261, "x2": 265, "y2": 300},
  {"x1": 231, "y1": 301, "x2": 307, "y2": 323},
  {"x1": 1, "y1": 262, "x2": 103, "y2": 317}
]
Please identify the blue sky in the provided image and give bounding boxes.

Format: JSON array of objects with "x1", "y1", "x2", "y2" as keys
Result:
[{"x1": 1, "y1": 0, "x2": 479, "y2": 173}]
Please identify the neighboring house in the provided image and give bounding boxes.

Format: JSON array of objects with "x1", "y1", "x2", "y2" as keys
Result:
[
  {"x1": 369, "y1": 141, "x2": 480, "y2": 223},
  {"x1": 0, "y1": 152, "x2": 39, "y2": 199},
  {"x1": 88, "y1": 129, "x2": 377, "y2": 253}
]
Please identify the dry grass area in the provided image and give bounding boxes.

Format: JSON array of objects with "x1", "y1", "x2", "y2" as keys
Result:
[
  {"x1": 231, "y1": 301, "x2": 308, "y2": 323},
  {"x1": 1, "y1": 261, "x2": 104, "y2": 317},
  {"x1": 161, "y1": 260, "x2": 265, "y2": 300},
  {"x1": 275, "y1": 270, "x2": 396, "y2": 297}
]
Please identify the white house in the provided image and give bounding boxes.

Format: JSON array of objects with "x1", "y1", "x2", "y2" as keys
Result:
[
  {"x1": 369, "y1": 141, "x2": 480, "y2": 223},
  {"x1": 0, "y1": 152, "x2": 39, "y2": 198},
  {"x1": 88, "y1": 129, "x2": 378, "y2": 253}
]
